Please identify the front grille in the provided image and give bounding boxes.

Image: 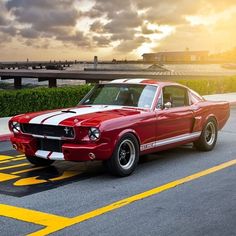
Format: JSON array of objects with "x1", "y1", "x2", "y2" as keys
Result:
[
  {"x1": 38, "y1": 138, "x2": 62, "y2": 152},
  {"x1": 21, "y1": 123, "x2": 74, "y2": 138}
]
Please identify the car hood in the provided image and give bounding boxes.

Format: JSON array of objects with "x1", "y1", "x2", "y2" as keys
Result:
[{"x1": 14, "y1": 105, "x2": 145, "y2": 127}]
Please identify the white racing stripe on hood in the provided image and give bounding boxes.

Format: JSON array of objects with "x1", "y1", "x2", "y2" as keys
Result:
[
  {"x1": 29, "y1": 110, "x2": 62, "y2": 124},
  {"x1": 42, "y1": 105, "x2": 121, "y2": 125}
]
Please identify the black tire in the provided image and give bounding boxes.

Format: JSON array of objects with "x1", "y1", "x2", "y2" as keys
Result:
[
  {"x1": 105, "y1": 133, "x2": 139, "y2": 177},
  {"x1": 194, "y1": 118, "x2": 218, "y2": 151},
  {"x1": 26, "y1": 155, "x2": 55, "y2": 166}
]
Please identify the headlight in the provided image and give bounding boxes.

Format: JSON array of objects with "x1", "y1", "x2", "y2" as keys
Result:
[
  {"x1": 12, "y1": 122, "x2": 21, "y2": 133},
  {"x1": 88, "y1": 127, "x2": 100, "y2": 141}
]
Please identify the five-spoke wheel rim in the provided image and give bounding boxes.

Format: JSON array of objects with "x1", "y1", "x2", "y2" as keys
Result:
[
  {"x1": 205, "y1": 122, "x2": 216, "y2": 146},
  {"x1": 118, "y1": 139, "x2": 136, "y2": 170}
]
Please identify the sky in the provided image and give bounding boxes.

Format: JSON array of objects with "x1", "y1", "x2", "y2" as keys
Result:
[{"x1": 0, "y1": 0, "x2": 236, "y2": 61}]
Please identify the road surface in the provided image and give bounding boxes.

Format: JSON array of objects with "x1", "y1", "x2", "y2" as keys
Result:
[{"x1": 0, "y1": 108, "x2": 236, "y2": 236}]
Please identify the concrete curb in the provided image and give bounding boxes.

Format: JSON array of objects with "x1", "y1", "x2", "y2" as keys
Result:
[
  {"x1": 0, "y1": 116, "x2": 11, "y2": 142},
  {"x1": 0, "y1": 134, "x2": 12, "y2": 142}
]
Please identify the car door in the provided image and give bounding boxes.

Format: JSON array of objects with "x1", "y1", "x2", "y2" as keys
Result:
[{"x1": 155, "y1": 85, "x2": 194, "y2": 146}]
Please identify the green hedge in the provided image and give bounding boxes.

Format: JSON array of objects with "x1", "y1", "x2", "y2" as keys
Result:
[
  {"x1": 0, "y1": 85, "x2": 92, "y2": 117},
  {"x1": 1, "y1": 76, "x2": 236, "y2": 117},
  {"x1": 175, "y1": 76, "x2": 236, "y2": 95}
]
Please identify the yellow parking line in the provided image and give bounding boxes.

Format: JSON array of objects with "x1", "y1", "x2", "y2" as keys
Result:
[
  {"x1": 0, "y1": 159, "x2": 236, "y2": 236},
  {"x1": 11, "y1": 166, "x2": 45, "y2": 175},
  {"x1": 11, "y1": 157, "x2": 26, "y2": 161},
  {"x1": 0, "y1": 160, "x2": 13, "y2": 164},
  {"x1": 16, "y1": 154, "x2": 25, "y2": 157},
  {"x1": 0, "y1": 204, "x2": 71, "y2": 227},
  {"x1": 0, "y1": 157, "x2": 26, "y2": 164},
  {"x1": 0, "y1": 173, "x2": 19, "y2": 182},
  {"x1": 0, "y1": 155, "x2": 16, "y2": 161},
  {"x1": 0, "y1": 163, "x2": 30, "y2": 171},
  {"x1": 13, "y1": 171, "x2": 80, "y2": 186}
]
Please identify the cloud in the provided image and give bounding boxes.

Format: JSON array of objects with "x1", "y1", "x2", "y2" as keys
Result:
[
  {"x1": 3, "y1": 0, "x2": 93, "y2": 48},
  {"x1": 6, "y1": 0, "x2": 79, "y2": 31},
  {"x1": 0, "y1": 32, "x2": 12, "y2": 45},
  {"x1": 84, "y1": 0, "x2": 143, "y2": 48},
  {"x1": 104, "y1": 11, "x2": 142, "y2": 33},
  {"x1": 0, "y1": 0, "x2": 236, "y2": 59},
  {"x1": 19, "y1": 27, "x2": 40, "y2": 38},
  {"x1": 93, "y1": 35, "x2": 110, "y2": 47},
  {"x1": 86, "y1": 0, "x2": 131, "y2": 19},
  {"x1": 0, "y1": 1, "x2": 11, "y2": 26},
  {"x1": 153, "y1": 25, "x2": 207, "y2": 51},
  {"x1": 0, "y1": 15, "x2": 8, "y2": 26},
  {"x1": 115, "y1": 36, "x2": 151, "y2": 52},
  {"x1": 56, "y1": 31, "x2": 91, "y2": 47},
  {"x1": 141, "y1": 22, "x2": 162, "y2": 35},
  {"x1": 134, "y1": 0, "x2": 204, "y2": 25},
  {"x1": 90, "y1": 20, "x2": 105, "y2": 33}
]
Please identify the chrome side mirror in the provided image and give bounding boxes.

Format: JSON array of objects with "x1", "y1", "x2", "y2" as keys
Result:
[{"x1": 164, "y1": 102, "x2": 172, "y2": 109}]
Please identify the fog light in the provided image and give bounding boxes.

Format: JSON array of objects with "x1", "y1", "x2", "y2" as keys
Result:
[{"x1": 88, "y1": 152, "x2": 96, "y2": 160}]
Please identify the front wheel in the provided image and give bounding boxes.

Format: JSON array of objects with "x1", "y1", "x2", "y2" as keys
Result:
[
  {"x1": 194, "y1": 118, "x2": 218, "y2": 151},
  {"x1": 105, "y1": 133, "x2": 139, "y2": 177},
  {"x1": 26, "y1": 155, "x2": 55, "y2": 166}
]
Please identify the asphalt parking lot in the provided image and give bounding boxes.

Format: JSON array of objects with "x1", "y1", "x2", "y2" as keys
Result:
[{"x1": 0, "y1": 108, "x2": 236, "y2": 236}]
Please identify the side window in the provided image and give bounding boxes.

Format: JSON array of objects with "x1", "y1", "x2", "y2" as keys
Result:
[
  {"x1": 156, "y1": 90, "x2": 163, "y2": 109},
  {"x1": 163, "y1": 86, "x2": 189, "y2": 108}
]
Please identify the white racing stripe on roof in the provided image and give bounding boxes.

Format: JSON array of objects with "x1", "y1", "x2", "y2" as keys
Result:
[
  {"x1": 109, "y1": 79, "x2": 127, "y2": 83},
  {"x1": 42, "y1": 105, "x2": 121, "y2": 126},
  {"x1": 125, "y1": 79, "x2": 145, "y2": 83},
  {"x1": 109, "y1": 78, "x2": 146, "y2": 84}
]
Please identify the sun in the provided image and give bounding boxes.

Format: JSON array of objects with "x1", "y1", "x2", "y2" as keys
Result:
[{"x1": 135, "y1": 43, "x2": 155, "y2": 56}]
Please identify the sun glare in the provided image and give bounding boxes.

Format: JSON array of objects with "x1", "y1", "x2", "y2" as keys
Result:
[
  {"x1": 135, "y1": 43, "x2": 154, "y2": 55},
  {"x1": 134, "y1": 23, "x2": 175, "y2": 56},
  {"x1": 186, "y1": 6, "x2": 236, "y2": 26}
]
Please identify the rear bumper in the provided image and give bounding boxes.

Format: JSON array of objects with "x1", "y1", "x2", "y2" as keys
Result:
[{"x1": 10, "y1": 136, "x2": 113, "y2": 161}]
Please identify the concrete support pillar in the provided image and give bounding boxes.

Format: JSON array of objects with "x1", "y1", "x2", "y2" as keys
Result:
[
  {"x1": 49, "y1": 78, "x2": 57, "y2": 88},
  {"x1": 14, "y1": 77, "x2": 22, "y2": 89}
]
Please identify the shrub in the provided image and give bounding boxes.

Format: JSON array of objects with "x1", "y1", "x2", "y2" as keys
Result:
[
  {"x1": 0, "y1": 85, "x2": 92, "y2": 117},
  {"x1": 1, "y1": 76, "x2": 236, "y2": 117},
  {"x1": 175, "y1": 76, "x2": 236, "y2": 95}
]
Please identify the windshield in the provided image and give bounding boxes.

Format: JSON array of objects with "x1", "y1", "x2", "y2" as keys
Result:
[{"x1": 79, "y1": 84, "x2": 157, "y2": 108}]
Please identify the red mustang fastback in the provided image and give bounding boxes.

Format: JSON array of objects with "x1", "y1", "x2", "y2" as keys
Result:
[{"x1": 9, "y1": 79, "x2": 230, "y2": 176}]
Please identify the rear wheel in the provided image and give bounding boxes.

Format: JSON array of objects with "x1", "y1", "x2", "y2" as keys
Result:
[
  {"x1": 105, "y1": 133, "x2": 139, "y2": 177},
  {"x1": 26, "y1": 155, "x2": 54, "y2": 166},
  {"x1": 194, "y1": 118, "x2": 217, "y2": 151}
]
